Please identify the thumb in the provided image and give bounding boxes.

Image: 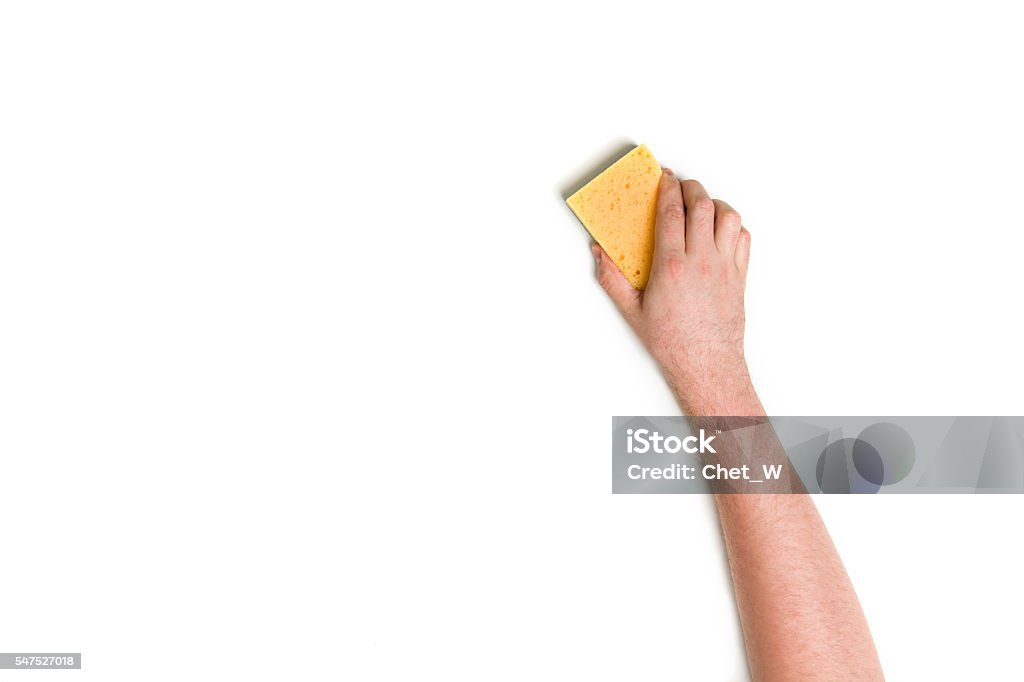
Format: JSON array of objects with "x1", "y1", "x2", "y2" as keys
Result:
[{"x1": 592, "y1": 244, "x2": 641, "y2": 324}]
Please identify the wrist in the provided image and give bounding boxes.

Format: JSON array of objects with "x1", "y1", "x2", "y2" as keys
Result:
[{"x1": 657, "y1": 350, "x2": 763, "y2": 416}]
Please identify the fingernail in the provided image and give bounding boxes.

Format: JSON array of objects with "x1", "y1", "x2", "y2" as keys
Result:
[
  {"x1": 592, "y1": 244, "x2": 602, "y2": 264},
  {"x1": 663, "y1": 168, "x2": 674, "y2": 176}
]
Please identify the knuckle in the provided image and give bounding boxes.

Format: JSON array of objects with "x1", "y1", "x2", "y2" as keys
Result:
[
  {"x1": 721, "y1": 208, "x2": 741, "y2": 223},
  {"x1": 661, "y1": 201, "x2": 684, "y2": 223},
  {"x1": 694, "y1": 255, "x2": 713, "y2": 277},
  {"x1": 694, "y1": 196, "x2": 715, "y2": 215},
  {"x1": 663, "y1": 254, "x2": 686, "y2": 279}
]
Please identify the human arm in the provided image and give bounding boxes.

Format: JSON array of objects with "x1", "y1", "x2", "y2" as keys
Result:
[{"x1": 593, "y1": 169, "x2": 884, "y2": 681}]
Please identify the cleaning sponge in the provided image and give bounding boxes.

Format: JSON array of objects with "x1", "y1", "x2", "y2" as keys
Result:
[{"x1": 566, "y1": 144, "x2": 661, "y2": 289}]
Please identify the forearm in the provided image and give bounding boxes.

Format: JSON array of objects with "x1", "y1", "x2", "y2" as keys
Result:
[
  {"x1": 592, "y1": 167, "x2": 883, "y2": 680},
  {"x1": 715, "y1": 493, "x2": 882, "y2": 681},
  {"x1": 669, "y1": 365, "x2": 884, "y2": 681}
]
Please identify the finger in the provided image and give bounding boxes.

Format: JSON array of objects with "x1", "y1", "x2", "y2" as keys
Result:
[
  {"x1": 593, "y1": 244, "x2": 641, "y2": 323},
  {"x1": 654, "y1": 169, "x2": 685, "y2": 260},
  {"x1": 713, "y1": 199, "x2": 742, "y2": 254},
  {"x1": 681, "y1": 179, "x2": 715, "y2": 253},
  {"x1": 735, "y1": 227, "x2": 751, "y2": 272}
]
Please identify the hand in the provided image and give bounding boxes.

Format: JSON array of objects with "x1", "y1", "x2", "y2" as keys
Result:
[{"x1": 593, "y1": 169, "x2": 755, "y2": 413}]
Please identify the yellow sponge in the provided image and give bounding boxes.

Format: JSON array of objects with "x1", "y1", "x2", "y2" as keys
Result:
[{"x1": 566, "y1": 144, "x2": 661, "y2": 289}]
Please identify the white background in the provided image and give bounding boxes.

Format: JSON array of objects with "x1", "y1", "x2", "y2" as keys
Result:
[{"x1": 2, "y1": 1, "x2": 1023, "y2": 680}]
